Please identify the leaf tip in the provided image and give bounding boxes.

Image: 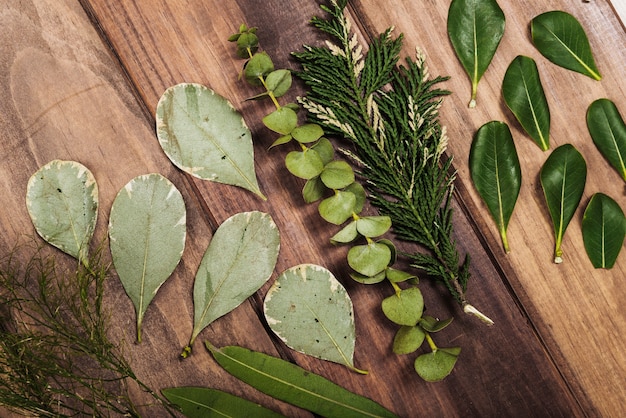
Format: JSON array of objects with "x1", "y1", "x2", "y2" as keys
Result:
[{"x1": 181, "y1": 345, "x2": 192, "y2": 359}]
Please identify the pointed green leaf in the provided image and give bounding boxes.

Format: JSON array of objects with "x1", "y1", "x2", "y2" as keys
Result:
[
  {"x1": 531, "y1": 11, "x2": 601, "y2": 80},
  {"x1": 265, "y1": 69, "x2": 292, "y2": 98},
  {"x1": 244, "y1": 52, "x2": 274, "y2": 85},
  {"x1": 162, "y1": 387, "x2": 284, "y2": 418},
  {"x1": 155, "y1": 83, "x2": 265, "y2": 199},
  {"x1": 321, "y1": 160, "x2": 355, "y2": 189},
  {"x1": 109, "y1": 174, "x2": 186, "y2": 343},
  {"x1": 381, "y1": 287, "x2": 424, "y2": 326},
  {"x1": 263, "y1": 107, "x2": 298, "y2": 135},
  {"x1": 419, "y1": 315, "x2": 454, "y2": 333},
  {"x1": 269, "y1": 134, "x2": 292, "y2": 149},
  {"x1": 392, "y1": 326, "x2": 425, "y2": 355},
  {"x1": 347, "y1": 242, "x2": 392, "y2": 277},
  {"x1": 447, "y1": 0, "x2": 505, "y2": 107},
  {"x1": 185, "y1": 212, "x2": 279, "y2": 354},
  {"x1": 26, "y1": 160, "x2": 98, "y2": 265},
  {"x1": 292, "y1": 123, "x2": 324, "y2": 144},
  {"x1": 502, "y1": 55, "x2": 551, "y2": 150},
  {"x1": 264, "y1": 264, "x2": 361, "y2": 372},
  {"x1": 302, "y1": 176, "x2": 327, "y2": 203},
  {"x1": 469, "y1": 121, "x2": 522, "y2": 252},
  {"x1": 207, "y1": 344, "x2": 398, "y2": 418},
  {"x1": 312, "y1": 137, "x2": 335, "y2": 165},
  {"x1": 587, "y1": 99, "x2": 626, "y2": 181},
  {"x1": 385, "y1": 267, "x2": 417, "y2": 283},
  {"x1": 355, "y1": 216, "x2": 392, "y2": 238},
  {"x1": 331, "y1": 221, "x2": 359, "y2": 244},
  {"x1": 414, "y1": 347, "x2": 461, "y2": 382},
  {"x1": 582, "y1": 193, "x2": 626, "y2": 269},
  {"x1": 319, "y1": 191, "x2": 357, "y2": 225},
  {"x1": 540, "y1": 144, "x2": 587, "y2": 263},
  {"x1": 285, "y1": 149, "x2": 324, "y2": 180}
]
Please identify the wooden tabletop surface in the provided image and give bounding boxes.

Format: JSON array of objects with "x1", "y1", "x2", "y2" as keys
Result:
[{"x1": 2, "y1": 0, "x2": 625, "y2": 416}]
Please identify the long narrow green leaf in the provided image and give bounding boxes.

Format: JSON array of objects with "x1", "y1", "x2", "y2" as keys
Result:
[
  {"x1": 447, "y1": 0, "x2": 505, "y2": 107},
  {"x1": 162, "y1": 387, "x2": 285, "y2": 418},
  {"x1": 26, "y1": 160, "x2": 98, "y2": 266},
  {"x1": 183, "y1": 212, "x2": 279, "y2": 357},
  {"x1": 502, "y1": 55, "x2": 550, "y2": 151},
  {"x1": 109, "y1": 174, "x2": 186, "y2": 342},
  {"x1": 587, "y1": 98, "x2": 626, "y2": 181},
  {"x1": 531, "y1": 11, "x2": 601, "y2": 80},
  {"x1": 470, "y1": 121, "x2": 521, "y2": 252},
  {"x1": 582, "y1": 193, "x2": 626, "y2": 269},
  {"x1": 207, "y1": 344, "x2": 398, "y2": 418},
  {"x1": 540, "y1": 144, "x2": 587, "y2": 263}
]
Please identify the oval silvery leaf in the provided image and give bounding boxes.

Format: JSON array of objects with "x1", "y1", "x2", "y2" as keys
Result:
[
  {"x1": 264, "y1": 264, "x2": 364, "y2": 373},
  {"x1": 447, "y1": 0, "x2": 505, "y2": 107},
  {"x1": 587, "y1": 99, "x2": 626, "y2": 181},
  {"x1": 155, "y1": 83, "x2": 265, "y2": 199},
  {"x1": 502, "y1": 56, "x2": 550, "y2": 151},
  {"x1": 26, "y1": 160, "x2": 98, "y2": 265},
  {"x1": 582, "y1": 193, "x2": 626, "y2": 269},
  {"x1": 531, "y1": 11, "x2": 601, "y2": 80},
  {"x1": 183, "y1": 211, "x2": 279, "y2": 357},
  {"x1": 469, "y1": 121, "x2": 522, "y2": 252},
  {"x1": 540, "y1": 144, "x2": 587, "y2": 263},
  {"x1": 109, "y1": 174, "x2": 186, "y2": 343}
]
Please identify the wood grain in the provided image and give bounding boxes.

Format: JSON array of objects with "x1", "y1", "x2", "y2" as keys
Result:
[{"x1": 1, "y1": 0, "x2": 624, "y2": 416}]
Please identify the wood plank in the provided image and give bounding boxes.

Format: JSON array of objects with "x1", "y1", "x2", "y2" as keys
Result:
[
  {"x1": 350, "y1": 0, "x2": 626, "y2": 416},
  {"x1": 76, "y1": 0, "x2": 588, "y2": 416}
]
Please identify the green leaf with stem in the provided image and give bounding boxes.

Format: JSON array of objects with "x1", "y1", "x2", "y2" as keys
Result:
[
  {"x1": 587, "y1": 98, "x2": 626, "y2": 181},
  {"x1": 582, "y1": 193, "x2": 626, "y2": 269},
  {"x1": 414, "y1": 341, "x2": 461, "y2": 382},
  {"x1": 321, "y1": 160, "x2": 355, "y2": 189},
  {"x1": 392, "y1": 326, "x2": 425, "y2": 355},
  {"x1": 319, "y1": 190, "x2": 357, "y2": 225},
  {"x1": 285, "y1": 148, "x2": 325, "y2": 179},
  {"x1": 381, "y1": 287, "x2": 424, "y2": 326},
  {"x1": 347, "y1": 241, "x2": 392, "y2": 277}
]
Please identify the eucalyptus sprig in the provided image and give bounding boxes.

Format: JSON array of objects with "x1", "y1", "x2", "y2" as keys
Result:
[
  {"x1": 293, "y1": 0, "x2": 492, "y2": 325},
  {"x1": 229, "y1": 20, "x2": 462, "y2": 381}
]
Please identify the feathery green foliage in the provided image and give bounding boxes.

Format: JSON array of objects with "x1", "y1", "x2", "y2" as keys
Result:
[{"x1": 294, "y1": 0, "x2": 491, "y2": 323}]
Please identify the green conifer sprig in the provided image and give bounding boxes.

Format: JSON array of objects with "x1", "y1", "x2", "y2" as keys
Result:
[{"x1": 294, "y1": 0, "x2": 492, "y2": 324}]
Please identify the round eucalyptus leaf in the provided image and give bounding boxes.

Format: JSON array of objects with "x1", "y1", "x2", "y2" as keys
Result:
[
  {"x1": 264, "y1": 264, "x2": 359, "y2": 371},
  {"x1": 26, "y1": 160, "x2": 98, "y2": 264},
  {"x1": 244, "y1": 52, "x2": 274, "y2": 85},
  {"x1": 349, "y1": 270, "x2": 387, "y2": 284},
  {"x1": 414, "y1": 347, "x2": 461, "y2": 382},
  {"x1": 311, "y1": 137, "x2": 335, "y2": 165},
  {"x1": 386, "y1": 267, "x2": 417, "y2": 283},
  {"x1": 302, "y1": 176, "x2": 326, "y2": 203},
  {"x1": 285, "y1": 149, "x2": 324, "y2": 180},
  {"x1": 392, "y1": 326, "x2": 425, "y2": 355},
  {"x1": 377, "y1": 238, "x2": 398, "y2": 265},
  {"x1": 381, "y1": 287, "x2": 424, "y2": 326},
  {"x1": 318, "y1": 191, "x2": 357, "y2": 225},
  {"x1": 347, "y1": 242, "x2": 392, "y2": 277},
  {"x1": 292, "y1": 123, "x2": 324, "y2": 144},
  {"x1": 320, "y1": 161, "x2": 355, "y2": 190},
  {"x1": 330, "y1": 221, "x2": 358, "y2": 244},
  {"x1": 356, "y1": 216, "x2": 392, "y2": 238},
  {"x1": 263, "y1": 107, "x2": 298, "y2": 135},
  {"x1": 343, "y1": 182, "x2": 366, "y2": 214},
  {"x1": 419, "y1": 315, "x2": 454, "y2": 333},
  {"x1": 265, "y1": 69, "x2": 292, "y2": 98}
]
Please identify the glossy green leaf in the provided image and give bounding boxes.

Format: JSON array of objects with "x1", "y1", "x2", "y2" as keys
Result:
[
  {"x1": 447, "y1": 0, "x2": 505, "y2": 107},
  {"x1": 582, "y1": 193, "x2": 626, "y2": 269},
  {"x1": 331, "y1": 221, "x2": 358, "y2": 244},
  {"x1": 587, "y1": 99, "x2": 626, "y2": 181},
  {"x1": 207, "y1": 344, "x2": 398, "y2": 418},
  {"x1": 319, "y1": 190, "x2": 357, "y2": 225},
  {"x1": 502, "y1": 55, "x2": 551, "y2": 150},
  {"x1": 292, "y1": 123, "x2": 324, "y2": 144},
  {"x1": 263, "y1": 107, "x2": 298, "y2": 135},
  {"x1": 26, "y1": 160, "x2": 98, "y2": 265},
  {"x1": 155, "y1": 83, "x2": 265, "y2": 199},
  {"x1": 414, "y1": 347, "x2": 461, "y2": 382},
  {"x1": 264, "y1": 264, "x2": 361, "y2": 372},
  {"x1": 321, "y1": 160, "x2": 355, "y2": 190},
  {"x1": 184, "y1": 212, "x2": 279, "y2": 355},
  {"x1": 162, "y1": 387, "x2": 284, "y2": 418},
  {"x1": 109, "y1": 174, "x2": 186, "y2": 343},
  {"x1": 355, "y1": 216, "x2": 392, "y2": 238},
  {"x1": 244, "y1": 52, "x2": 274, "y2": 85},
  {"x1": 348, "y1": 242, "x2": 392, "y2": 277},
  {"x1": 265, "y1": 69, "x2": 292, "y2": 98},
  {"x1": 470, "y1": 121, "x2": 521, "y2": 252},
  {"x1": 285, "y1": 149, "x2": 324, "y2": 180},
  {"x1": 531, "y1": 11, "x2": 601, "y2": 80},
  {"x1": 302, "y1": 176, "x2": 327, "y2": 203},
  {"x1": 392, "y1": 326, "x2": 425, "y2": 355},
  {"x1": 540, "y1": 144, "x2": 587, "y2": 263},
  {"x1": 381, "y1": 287, "x2": 424, "y2": 326}
]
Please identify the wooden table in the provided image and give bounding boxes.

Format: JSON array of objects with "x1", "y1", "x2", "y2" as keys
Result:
[{"x1": 1, "y1": 0, "x2": 625, "y2": 416}]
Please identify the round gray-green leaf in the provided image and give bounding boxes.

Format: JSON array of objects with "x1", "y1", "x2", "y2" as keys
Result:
[
  {"x1": 582, "y1": 193, "x2": 626, "y2": 269},
  {"x1": 348, "y1": 241, "x2": 392, "y2": 277},
  {"x1": 320, "y1": 160, "x2": 355, "y2": 190},
  {"x1": 265, "y1": 69, "x2": 292, "y2": 98},
  {"x1": 109, "y1": 174, "x2": 186, "y2": 343},
  {"x1": 540, "y1": 144, "x2": 587, "y2": 263},
  {"x1": 318, "y1": 190, "x2": 357, "y2": 225},
  {"x1": 447, "y1": 0, "x2": 505, "y2": 107},
  {"x1": 155, "y1": 83, "x2": 265, "y2": 199},
  {"x1": 285, "y1": 149, "x2": 324, "y2": 180},
  {"x1": 26, "y1": 160, "x2": 98, "y2": 265},
  {"x1": 355, "y1": 216, "x2": 392, "y2": 238},
  {"x1": 186, "y1": 211, "x2": 279, "y2": 353},
  {"x1": 531, "y1": 11, "x2": 601, "y2": 80},
  {"x1": 414, "y1": 347, "x2": 461, "y2": 382},
  {"x1": 502, "y1": 56, "x2": 550, "y2": 151},
  {"x1": 392, "y1": 326, "x2": 425, "y2": 355},
  {"x1": 470, "y1": 121, "x2": 521, "y2": 252},
  {"x1": 263, "y1": 107, "x2": 298, "y2": 136},
  {"x1": 264, "y1": 264, "x2": 361, "y2": 372},
  {"x1": 587, "y1": 99, "x2": 626, "y2": 181},
  {"x1": 381, "y1": 287, "x2": 424, "y2": 326}
]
